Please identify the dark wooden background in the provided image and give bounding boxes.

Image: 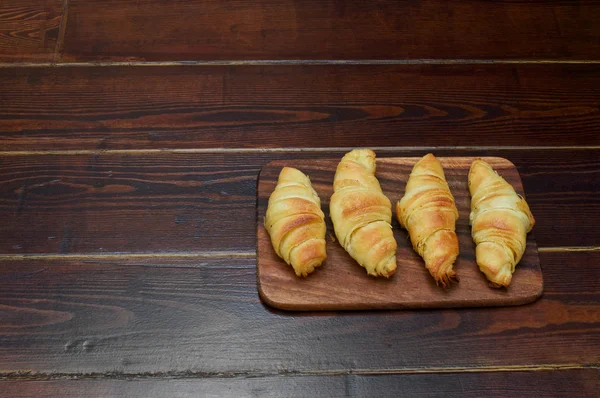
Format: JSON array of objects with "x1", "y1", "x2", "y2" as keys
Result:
[{"x1": 0, "y1": 1, "x2": 598, "y2": 396}]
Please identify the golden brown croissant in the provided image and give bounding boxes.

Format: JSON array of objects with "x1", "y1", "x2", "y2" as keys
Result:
[
  {"x1": 264, "y1": 167, "x2": 327, "y2": 277},
  {"x1": 330, "y1": 149, "x2": 397, "y2": 277},
  {"x1": 396, "y1": 154, "x2": 459, "y2": 287},
  {"x1": 469, "y1": 159, "x2": 535, "y2": 288}
]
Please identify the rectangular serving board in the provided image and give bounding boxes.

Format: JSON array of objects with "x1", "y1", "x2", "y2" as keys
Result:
[{"x1": 256, "y1": 157, "x2": 542, "y2": 311}]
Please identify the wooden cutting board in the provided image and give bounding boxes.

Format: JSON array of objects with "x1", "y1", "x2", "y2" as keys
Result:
[{"x1": 256, "y1": 156, "x2": 542, "y2": 311}]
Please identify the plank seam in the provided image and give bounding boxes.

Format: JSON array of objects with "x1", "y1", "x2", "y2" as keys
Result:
[
  {"x1": 0, "y1": 146, "x2": 599, "y2": 157},
  {"x1": 0, "y1": 252, "x2": 256, "y2": 261},
  {"x1": 538, "y1": 247, "x2": 600, "y2": 253},
  {"x1": 1, "y1": 59, "x2": 600, "y2": 68},
  {"x1": 0, "y1": 364, "x2": 597, "y2": 381}
]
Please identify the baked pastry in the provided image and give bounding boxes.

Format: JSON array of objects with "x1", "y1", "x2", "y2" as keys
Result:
[
  {"x1": 264, "y1": 167, "x2": 327, "y2": 277},
  {"x1": 330, "y1": 149, "x2": 397, "y2": 277},
  {"x1": 396, "y1": 154, "x2": 459, "y2": 287},
  {"x1": 469, "y1": 159, "x2": 535, "y2": 287}
]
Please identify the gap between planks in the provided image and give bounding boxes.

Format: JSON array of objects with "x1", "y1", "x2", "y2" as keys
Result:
[
  {"x1": 0, "y1": 247, "x2": 596, "y2": 263},
  {"x1": 0, "y1": 146, "x2": 599, "y2": 157},
  {"x1": 0, "y1": 364, "x2": 596, "y2": 381},
  {"x1": 0, "y1": 252, "x2": 255, "y2": 262},
  {"x1": 538, "y1": 247, "x2": 600, "y2": 253},
  {"x1": 2, "y1": 59, "x2": 600, "y2": 68}
]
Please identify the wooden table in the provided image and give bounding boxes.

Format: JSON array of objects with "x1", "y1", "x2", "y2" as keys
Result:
[{"x1": 1, "y1": 1, "x2": 599, "y2": 396}]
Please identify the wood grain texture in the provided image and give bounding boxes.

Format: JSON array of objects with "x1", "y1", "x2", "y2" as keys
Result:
[
  {"x1": 257, "y1": 157, "x2": 542, "y2": 310},
  {"x1": 0, "y1": 251, "x2": 597, "y2": 373},
  {"x1": 2, "y1": 370, "x2": 599, "y2": 398},
  {"x1": 59, "y1": 0, "x2": 600, "y2": 61},
  {"x1": 352, "y1": 370, "x2": 600, "y2": 398},
  {"x1": 0, "y1": 153, "x2": 259, "y2": 254},
  {"x1": 1, "y1": 65, "x2": 600, "y2": 150},
  {"x1": 0, "y1": 149, "x2": 598, "y2": 255},
  {"x1": 0, "y1": 0, "x2": 64, "y2": 62}
]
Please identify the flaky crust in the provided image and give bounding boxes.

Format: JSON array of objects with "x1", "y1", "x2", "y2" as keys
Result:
[
  {"x1": 265, "y1": 167, "x2": 327, "y2": 277},
  {"x1": 396, "y1": 154, "x2": 459, "y2": 287},
  {"x1": 469, "y1": 159, "x2": 535, "y2": 288},
  {"x1": 330, "y1": 149, "x2": 397, "y2": 277}
]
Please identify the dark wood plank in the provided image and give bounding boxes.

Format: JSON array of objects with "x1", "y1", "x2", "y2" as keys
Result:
[
  {"x1": 0, "y1": 153, "x2": 259, "y2": 254},
  {"x1": 0, "y1": 0, "x2": 64, "y2": 62},
  {"x1": 60, "y1": 0, "x2": 600, "y2": 61},
  {"x1": 0, "y1": 149, "x2": 598, "y2": 255},
  {"x1": 352, "y1": 370, "x2": 600, "y2": 398},
  {"x1": 2, "y1": 65, "x2": 600, "y2": 150},
  {"x1": 257, "y1": 157, "x2": 542, "y2": 310},
  {"x1": 2, "y1": 370, "x2": 598, "y2": 398},
  {"x1": 0, "y1": 251, "x2": 597, "y2": 373},
  {"x1": 0, "y1": 377, "x2": 345, "y2": 398}
]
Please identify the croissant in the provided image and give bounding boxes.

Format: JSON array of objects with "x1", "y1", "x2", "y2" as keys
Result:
[
  {"x1": 330, "y1": 149, "x2": 397, "y2": 277},
  {"x1": 469, "y1": 159, "x2": 535, "y2": 288},
  {"x1": 396, "y1": 154, "x2": 459, "y2": 287},
  {"x1": 264, "y1": 167, "x2": 327, "y2": 277}
]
